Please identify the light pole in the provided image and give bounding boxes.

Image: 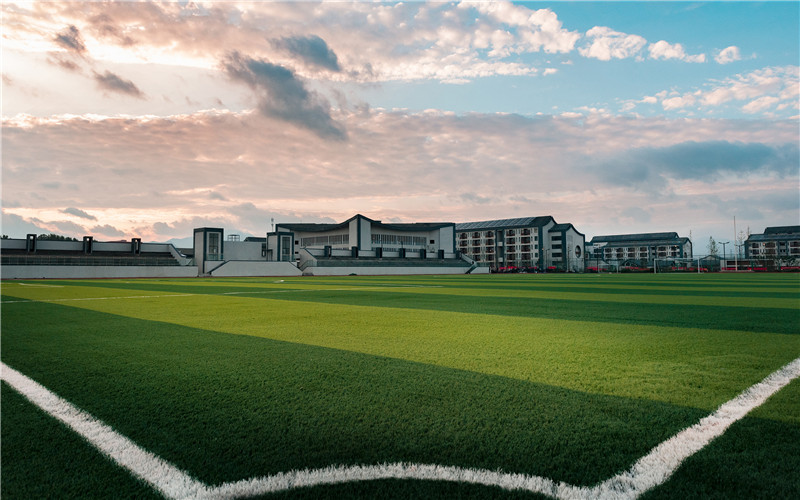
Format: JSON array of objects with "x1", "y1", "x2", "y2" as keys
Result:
[{"x1": 720, "y1": 241, "x2": 729, "y2": 270}]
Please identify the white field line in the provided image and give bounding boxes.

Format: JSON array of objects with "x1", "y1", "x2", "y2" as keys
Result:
[
  {"x1": 0, "y1": 362, "x2": 211, "y2": 499},
  {"x1": 2, "y1": 356, "x2": 799, "y2": 500}
]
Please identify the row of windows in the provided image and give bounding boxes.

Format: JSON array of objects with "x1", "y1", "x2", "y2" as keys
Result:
[
  {"x1": 460, "y1": 234, "x2": 539, "y2": 242},
  {"x1": 458, "y1": 241, "x2": 540, "y2": 252},
  {"x1": 371, "y1": 234, "x2": 427, "y2": 247},
  {"x1": 749, "y1": 241, "x2": 800, "y2": 248},
  {"x1": 300, "y1": 234, "x2": 349, "y2": 247},
  {"x1": 458, "y1": 229, "x2": 537, "y2": 238}
]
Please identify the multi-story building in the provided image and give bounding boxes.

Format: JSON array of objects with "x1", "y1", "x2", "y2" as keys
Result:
[
  {"x1": 586, "y1": 232, "x2": 692, "y2": 265},
  {"x1": 455, "y1": 216, "x2": 585, "y2": 271},
  {"x1": 745, "y1": 226, "x2": 800, "y2": 259}
]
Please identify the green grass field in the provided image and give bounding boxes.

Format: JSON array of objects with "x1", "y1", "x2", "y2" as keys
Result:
[{"x1": 2, "y1": 273, "x2": 799, "y2": 499}]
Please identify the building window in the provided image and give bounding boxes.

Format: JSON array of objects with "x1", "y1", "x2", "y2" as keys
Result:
[{"x1": 207, "y1": 232, "x2": 221, "y2": 261}]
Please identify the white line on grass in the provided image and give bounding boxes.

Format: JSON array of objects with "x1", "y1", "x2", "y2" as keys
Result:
[{"x1": 2, "y1": 357, "x2": 798, "y2": 499}]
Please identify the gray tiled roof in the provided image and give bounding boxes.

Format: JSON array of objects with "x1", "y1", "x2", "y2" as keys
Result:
[
  {"x1": 455, "y1": 216, "x2": 554, "y2": 231},
  {"x1": 589, "y1": 232, "x2": 681, "y2": 244}
]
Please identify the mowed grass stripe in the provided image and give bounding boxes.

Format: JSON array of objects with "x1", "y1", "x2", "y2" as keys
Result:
[
  {"x1": 5, "y1": 291, "x2": 799, "y2": 410},
  {"x1": 31, "y1": 275, "x2": 800, "y2": 308},
  {"x1": 0, "y1": 302, "x2": 711, "y2": 487},
  {"x1": 3, "y1": 311, "x2": 796, "y2": 498},
  {"x1": 4, "y1": 276, "x2": 798, "y2": 313},
  {"x1": 36, "y1": 279, "x2": 799, "y2": 300},
  {"x1": 3, "y1": 276, "x2": 798, "y2": 338},
  {"x1": 3, "y1": 275, "x2": 798, "y2": 498}
]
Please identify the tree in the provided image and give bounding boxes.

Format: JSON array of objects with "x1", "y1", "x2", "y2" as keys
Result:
[
  {"x1": 37, "y1": 233, "x2": 78, "y2": 241},
  {"x1": 735, "y1": 226, "x2": 751, "y2": 258},
  {"x1": 707, "y1": 237, "x2": 719, "y2": 257}
]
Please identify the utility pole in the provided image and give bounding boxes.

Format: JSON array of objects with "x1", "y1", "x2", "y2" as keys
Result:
[
  {"x1": 734, "y1": 216, "x2": 738, "y2": 272},
  {"x1": 720, "y1": 241, "x2": 729, "y2": 269}
]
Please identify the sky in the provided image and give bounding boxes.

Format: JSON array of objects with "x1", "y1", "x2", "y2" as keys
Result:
[{"x1": 2, "y1": 1, "x2": 799, "y2": 251}]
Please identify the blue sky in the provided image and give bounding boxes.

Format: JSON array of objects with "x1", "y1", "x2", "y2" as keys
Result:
[{"x1": 2, "y1": 1, "x2": 798, "y2": 250}]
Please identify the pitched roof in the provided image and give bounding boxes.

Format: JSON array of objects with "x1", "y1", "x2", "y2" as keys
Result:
[
  {"x1": 455, "y1": 216, "x2": 554, "y2": 231},
  {"x1": 549, "y1": 223, "x2": 585, "y2": 237},
  {"x1": 589, "y1": 232, "x2": 680, "y2": 244},
  {"x1": 764, "y1": 225, "x2": 800, "y2": 235},
  {"x1": 276, "y1": 214, "x2": 453, "y2": 233}
]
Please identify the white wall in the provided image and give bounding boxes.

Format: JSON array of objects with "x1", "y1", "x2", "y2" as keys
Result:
[
  {"x1": 223, "y1": 241, "x2": 264, "y2": 260},
  {"x1": 1, "y1": 265, "x2": 199, "y2": 280},
  {"x1": 206, "y1": 261, "x2": 302, "y2": 277},
  {"x1": 305, "y1": 265, "x2": 477, "y2": 276}
]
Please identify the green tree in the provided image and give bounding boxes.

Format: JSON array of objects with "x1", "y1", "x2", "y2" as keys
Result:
[
  {"x1": 707, "y1": 237, "x2": 719, "y2": 256},
  {"x1": 37, "y1": 233, "x2": 78, "y2": 241}
]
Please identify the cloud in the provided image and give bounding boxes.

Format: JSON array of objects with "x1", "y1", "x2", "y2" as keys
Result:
[
  {"x1": 637, "y1": 66, "x2": 799, "y2": 116},
  {"x1": 62, "y1": 207, "x2": 97, "y2": 220},
  {"x1": 91, "y1": 224, "x2": 125, "y2": 237},
  {"x1": 1, "y1": 212, "x2": 50, "y2": 237},
  {"x1": 51, "y1": 220, "x2": 87, "y2": 235},
  {"x1": 460, "y1": 192, "x2": 493, "y2": 205},
  {"x1": 274, "y1": 35, "x2": 341, "y2": 72},
  {"x1": 742, "y1": 96, "x2": 780, "y2": 114},
  {"x1": 223, "y1": 51, "x2": 347, "y2": 140},
  {"x1": 93, "y1": 70, "x2": 145, "y2": 98},
  {"x1": 715, "y1": 46, "x2": 741, "y2": 64},
  {"x1": 596, "y1": 141, "x2": 798, "y2": 188},
  {"x1": 3, "y1": 109, "x2": 797, "y2": 240},
  {"x1": 579, "y1": 26, "x2": 647, "y2": 61},
  {"x1": 54, "y1": 25, "x2": 86, "y2": 54},
  {"x1": 648, "y1": 41, "x2": 705, "y2": 63}
]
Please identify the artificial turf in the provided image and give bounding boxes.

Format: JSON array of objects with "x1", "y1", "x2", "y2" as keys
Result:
[{"x1": 1, "y1": 273, "x2": 798, "y2": 498}]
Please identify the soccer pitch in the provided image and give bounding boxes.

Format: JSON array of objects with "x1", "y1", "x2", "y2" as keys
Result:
[{"x1": 2, "y1": 273, "x2": 799, "y2": 499}]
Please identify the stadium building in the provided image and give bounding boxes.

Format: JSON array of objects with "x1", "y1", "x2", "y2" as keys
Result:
[
  {"x1": 745, "y1": 226, "x2": 800, "y2": 260},
  {"x1": 454, "y1": 216, "x2": 585, "y2": 272},
  {"x1": 1, "y1": 215, "x2": 476, "y2": 279},
  {"x1": 586, "y1": 232, "x2": 692, "y2": 268},
  {"x1": 266, "y1": 214, "x2": 474, "y2": 275}
]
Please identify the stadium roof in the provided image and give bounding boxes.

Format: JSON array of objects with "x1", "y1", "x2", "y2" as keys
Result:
[
  {"x1": 455, "y1": 216, "x2": 554, "y2": 231},
  {"x1": 276, "y1": 214, "x2": 453, "y2": 233},
  {"x1": 763, "y1": 225, "x2": 800, "y2": 235},
  {"x1": 549, "y1": 223, "x2": 585, "y2": 237},
  {"x1": 589, "y1": 232, "x2": 688, "y2": 245}
]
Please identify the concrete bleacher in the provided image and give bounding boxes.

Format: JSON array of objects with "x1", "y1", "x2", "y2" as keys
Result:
[{"x1": 0, "y1": 248, "x2": 181, "y2": 267}]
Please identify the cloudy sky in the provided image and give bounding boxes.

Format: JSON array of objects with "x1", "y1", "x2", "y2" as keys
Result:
[{"x1": 2, "y1": 1, "x2": 798, "y2": 249}]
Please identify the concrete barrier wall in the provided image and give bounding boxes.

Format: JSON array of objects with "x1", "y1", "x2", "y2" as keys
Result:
[
  {"x1": 1, "y1": 265, "x2": 199, "y2": 280},
  {"x1": 305, "y1": 266, "x2": 478, "y2": 276},
  {"x1": 206, "y1": 261, "x2": 302, "y2": 277}
]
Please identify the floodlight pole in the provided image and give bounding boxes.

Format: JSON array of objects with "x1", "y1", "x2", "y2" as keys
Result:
[
  {"x1": 720, "y1": 241, "x2": 729, "y2": 269},
  {"x1": 733, "y1": 216, "x2": 738, "y2": 272}
]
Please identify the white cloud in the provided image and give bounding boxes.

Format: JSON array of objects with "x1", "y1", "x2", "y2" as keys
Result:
[
  {"x1": 648, "y1": 41, "x2": 705, "y2": 63},
  {"x1": 3, "y1": 108, "x2": 796, "y2": 239},
  {"x1": 640, "y1": 66, "x2": 799, "y2": 116},
  {"x1": 662, "y1": 94, "x2": 696, "y2": 110},
  {"x1": 579, "y1": 26, "x2": 647, "y2": 61},
  {"x1": 715, "y1": 46, "x2": 741, "y2": 64},
  {"x1": 742, "y1": 96, "x2": 780, "y2": 114}
]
